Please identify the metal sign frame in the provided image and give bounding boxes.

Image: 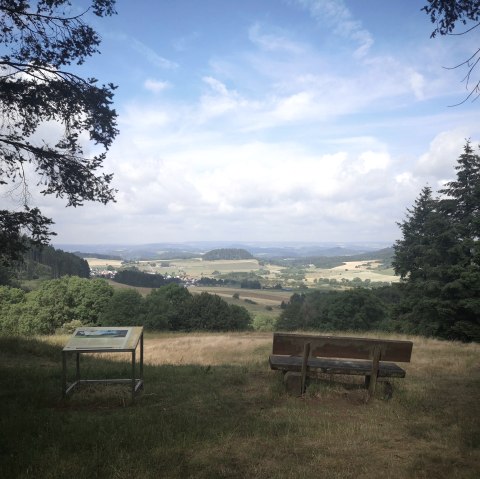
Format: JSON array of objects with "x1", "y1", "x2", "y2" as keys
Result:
[{"x1": 62, "y1": 327, "x2": 144, "y2": 401}]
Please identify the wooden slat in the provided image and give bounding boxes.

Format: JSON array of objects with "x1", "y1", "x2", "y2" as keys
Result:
[
  {"x1": 272, "y1": 333, "x2": 413, "y2": 362},
  {"x1": 269, "y1": 355, "x2": 407, "y2": 378}
]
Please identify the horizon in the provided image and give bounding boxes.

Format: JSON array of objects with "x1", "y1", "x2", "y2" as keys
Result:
[{"x1": 53, "y1": 239, "x2": 394, "y2": 254}]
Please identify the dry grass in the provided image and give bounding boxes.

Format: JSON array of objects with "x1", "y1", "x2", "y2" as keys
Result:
[
  {"x1": 142, "y1": 331, "x2": 270, "y2": 366},
  {"x1": 85, "y1": 258, "x2": 123, "y2": 268},
  {"x1": 2, "y1": 332, "x2": 479, "y2": 478},
  {"x1": 305, "y1": 260, "x2": 400, "y2": 284},
  {"x1": 192, "y1": 286, "x2": 292, "y2": 305}
]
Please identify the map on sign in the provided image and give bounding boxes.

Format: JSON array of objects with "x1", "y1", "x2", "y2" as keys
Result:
[{"x1": 63, "y1": 327, "x2": 134, "y2": 351}]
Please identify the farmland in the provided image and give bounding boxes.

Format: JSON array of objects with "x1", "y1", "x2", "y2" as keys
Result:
[
  {"x1": 87, "y1": 256, "x2": 400, "y2": 285},
  {"x1": 88, "y1": 255, "x2": 400, "y2": 322}
]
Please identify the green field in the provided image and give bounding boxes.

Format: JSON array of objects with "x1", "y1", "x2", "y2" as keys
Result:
[
  {"x1": 1, "y1": 332, "x2": 479, "y2": 478},
  {"x1": 88, "y1": 257, "x2": 400, "y2": 286}
]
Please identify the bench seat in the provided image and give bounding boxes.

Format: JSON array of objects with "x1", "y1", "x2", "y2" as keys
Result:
[{"x1": 269, "y1": 355, "x2": 406, "y2": 378}]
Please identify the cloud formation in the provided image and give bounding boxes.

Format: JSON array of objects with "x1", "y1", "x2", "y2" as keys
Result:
[{"x1": 4, "y1": 0, "x2": 478, "y2": 246}]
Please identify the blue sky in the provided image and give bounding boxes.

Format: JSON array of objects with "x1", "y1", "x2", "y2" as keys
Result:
[{"x1": 7, "y1": 0, "x2": 480, "y2": 245}]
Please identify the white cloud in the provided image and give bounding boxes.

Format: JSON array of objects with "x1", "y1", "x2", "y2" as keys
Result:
[
  {"x1": 408, "y1": 70, "x2": 426, "y2": 100},
  {"x1": 357, "y1": 151, "x2": 390, "y2": 174},
  {"x1": 131, "y1": 38, "x2": 178, "y2": 70},
  {"x1": 415, "y1": 130, "x2": 471, "y2": 182},
  {"x1": 295, "y1": 0, "x2": 374, "y2": 57},
  {"x1": 144, "y1": 78, "x2": 170, "y2": 93},
  {"x1": 248, "y1": 23, "x2": 305, "y2": 53}
]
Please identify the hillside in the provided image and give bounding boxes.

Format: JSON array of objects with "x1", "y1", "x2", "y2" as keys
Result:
[{"x1": 203, "y1": 248, "x2": 254, "y2": 261}]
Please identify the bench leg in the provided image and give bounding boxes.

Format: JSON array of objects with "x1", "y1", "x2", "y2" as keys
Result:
[
  {"x1": 365, "y1": 377, "x2": 394, "y2": 400},
  {"x1": 366, "y1": 346, "x2": 381, "y2": 402},
  {"x1": 300, "y1": 342, "x2": 311, "y2": 396},
  {"x1": 383, "y1": 381, "x2": 394, "y2": 400},
  {"x1": 284, "y1": 372, "x2": 307, "y2": 396}
]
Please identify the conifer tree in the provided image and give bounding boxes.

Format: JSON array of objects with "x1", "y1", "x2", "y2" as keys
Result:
[{"x1": 393, "y1": 143, "x2": 480, "y2": 341}]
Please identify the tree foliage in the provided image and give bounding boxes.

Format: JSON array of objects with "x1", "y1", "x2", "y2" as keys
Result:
[
  {"x1": 0, "y1": 276, "x2": 114, "y2": 334},
  {"x1": 393, "y1": 141, "x2": 480, "y2": 341},
  {"x1": 99, "y1": 289, "x2": 144, "y2": 327},
  {"x1": 114, "y1": 269, "x2": 181, "y2": 288},
  {"x1": 203, "y1": 248, "x2": 254, "y2": 261},
  {"x1": 0, "y1": 0, "x2": 118, "y2": 264},
  {"x1": 422, "y1": 0, "x2": 480, "y2": 104},
  {"x1": 0, "y1": 280, "x2": 252, "y2": 335},
  {"x1": 276, "y1": 289, "x2": 388, "y2": 332}
]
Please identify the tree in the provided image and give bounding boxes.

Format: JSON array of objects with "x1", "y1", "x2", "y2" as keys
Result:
[
  {"x1": 0, "y1": 276, "x2": 114, "y2": 335},
  {"x1": 99, "y1": 289, "x2": 144, "y2": 327},
  {"x1": 0, "y1": 0, "x2": 118, "y2": 264},
  {"x1": 276, "y1": 290, "x2": 387, "y2": 332},
  {"x1": 392, "y1": 186, "x2": 463, "y2": 282},
  {"x1": 422, "y1": 0, "x2": 480, "y2": 104},
  {"x1": 439, "y1": 140, "x2": 480, "y2": 265},
  {"x1": 143, "y1": 283, "x2": 192, "y2": 330},
  {"x1": 392, "y1": 143, "x2": 480, "y2": 341}
]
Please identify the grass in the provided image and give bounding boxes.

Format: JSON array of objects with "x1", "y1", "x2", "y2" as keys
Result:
[{"x1": 1, "y1": 331, "x2": 479, "y2": 478}]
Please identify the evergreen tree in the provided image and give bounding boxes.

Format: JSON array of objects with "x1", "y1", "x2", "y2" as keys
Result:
[
  {"x1": 439, "y1": 140, "x2": 480, "y2": 266},
  {"x1": 392, "y1": 143, "x2": 480, "y2": 341}
]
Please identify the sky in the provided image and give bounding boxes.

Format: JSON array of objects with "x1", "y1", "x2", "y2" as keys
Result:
[{"x1": 4, "y1": 0, "x2": 480, "y2": 246}]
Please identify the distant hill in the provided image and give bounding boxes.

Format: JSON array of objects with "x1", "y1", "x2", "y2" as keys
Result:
[
  {"x1": 73, "y1": 252, "x2": 122, "y2": 261},
  {"x1": 55, "y1": 242, "x2": 393, "y2": 262},
  {"x1": 347, "y1": 247, "x2": 394, "y2": 266},
  {"x1": 269, "y1": 247, "x2": 394, "y2": 269},
  {"x1": 203, "y1": 248, "x2": 254, "y2": 261}
]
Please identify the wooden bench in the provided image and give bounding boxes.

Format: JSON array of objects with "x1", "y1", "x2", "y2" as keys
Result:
[{"x1": 269, "y1": 333, "x2": 413, "y2": 400}]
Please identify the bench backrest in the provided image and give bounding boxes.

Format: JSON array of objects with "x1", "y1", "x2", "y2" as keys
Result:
[{"x1": 272, "y1": 333, "x2": 412, "y2": 362}]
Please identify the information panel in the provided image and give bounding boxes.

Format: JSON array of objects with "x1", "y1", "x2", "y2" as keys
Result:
[
  {"x1": 62, "y1": 326, "x2": 144, "y2": 400},
  {"x1": 63, "y1": 327, "x2": 142, "y2": 351}
]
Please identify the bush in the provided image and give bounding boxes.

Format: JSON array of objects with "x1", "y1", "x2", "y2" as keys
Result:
[{"x1": 252, "y1": 315, "x2": 276, "y2": 332}]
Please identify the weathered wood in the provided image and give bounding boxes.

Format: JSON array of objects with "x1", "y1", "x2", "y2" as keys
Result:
[
  {"x1": 300, "y1": 342, "x2": 311, "y2": 396},
  {"x1": 272, "y1": 333, "x2": 412, "y2": 362},
  {"x1": 367, "y1": 346, "x2": 381, "y2": 402},
  {"x1": 284, "y1": 372, "x2": 303, "y2": 396},
  {"x1": 269, "y1": 355, "x2": 407, "y2": 377},
  {"x1": 269, "y1": 333, "x2": 413, "y2": 400}
]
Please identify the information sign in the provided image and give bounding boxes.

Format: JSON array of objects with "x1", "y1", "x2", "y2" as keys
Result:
[{"x1": 62, "y1": 326, "x2": 144, "y2": 400}]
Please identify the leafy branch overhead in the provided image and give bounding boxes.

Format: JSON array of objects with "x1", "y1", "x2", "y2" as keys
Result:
[
  {"x1": 0, "y1": 0, "x2": 118, "y2": 264},
  {"x1": 422, "y1": 0, "x2": 480, "y2": 105}
]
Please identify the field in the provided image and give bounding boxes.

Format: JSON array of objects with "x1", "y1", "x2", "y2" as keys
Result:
[
  {"x1": 102, "y1": 257, "x2": 400, "y2": 321},
  {"x1": 86, "y1": 257, "x2": 399, "y2": 285},
  {"x1": 1, "y1": 332, "x2": 479, "y2": 478},
  {"x1": 304, "y1": 260, "x2": 400, "y2": 284}
]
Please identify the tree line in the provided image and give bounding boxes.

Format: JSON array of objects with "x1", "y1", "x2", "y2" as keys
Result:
[
  {"x1": 0, "y1": 278, "x2": 252, "y2": 335},
  {"x1": 1, "y1": 244, "x2": 90, "y2": 286},
  {"x1": 114, "y1": 269, "x2": 181, "y2": 288}
]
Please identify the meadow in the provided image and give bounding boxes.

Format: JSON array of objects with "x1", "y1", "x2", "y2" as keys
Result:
[{"x1": 1, "y1": 331, "x2": 479, "y2": 478}]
